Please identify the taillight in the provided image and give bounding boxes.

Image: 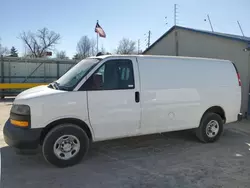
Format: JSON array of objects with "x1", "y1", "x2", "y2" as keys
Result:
[
  {"x1": 237, "y1": 73, "x2": 241, "y2": 86},
  {"x1": 232, "y1": 63, "x2": 241, "y2": 86}
]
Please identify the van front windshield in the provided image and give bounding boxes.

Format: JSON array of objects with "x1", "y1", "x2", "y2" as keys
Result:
[{"x1": 56, "y1": 58, "x2": 100, "y2": 90}]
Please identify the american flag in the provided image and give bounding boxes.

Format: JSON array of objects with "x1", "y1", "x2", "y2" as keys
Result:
[{"x1": 95, "y1": 21, "x2": 106, "y2": 38}]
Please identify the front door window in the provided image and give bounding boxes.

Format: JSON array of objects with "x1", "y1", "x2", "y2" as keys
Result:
[{"x1": 80, "y1": 59, "x2": 134, "y2": 91}]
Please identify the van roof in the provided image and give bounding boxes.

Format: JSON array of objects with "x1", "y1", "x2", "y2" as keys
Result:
[{"x1": 90, "y1": 54, "x2": 231, "y2": 63}]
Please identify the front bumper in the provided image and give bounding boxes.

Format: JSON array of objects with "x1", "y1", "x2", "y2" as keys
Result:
[{"x1": 3, "y1": 119, "x2": 42, "y2": 150}]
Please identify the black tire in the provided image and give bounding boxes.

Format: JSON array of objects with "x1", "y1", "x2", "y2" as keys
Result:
[
  {"x1": 42, "y1": 124, "x2": 89, "y2": 168},
  {"x1": 196, "y1": 113, "x2": 223, "y2": 143}
]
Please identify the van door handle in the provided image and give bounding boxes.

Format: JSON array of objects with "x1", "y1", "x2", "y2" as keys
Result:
[{"x1": 135, "y1": 91, "x2": 140, "y2": 103}]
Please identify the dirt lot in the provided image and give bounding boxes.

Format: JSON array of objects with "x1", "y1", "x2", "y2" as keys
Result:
[{"x1": 1, "y1": 99, "x2": 250, "y2": 188}]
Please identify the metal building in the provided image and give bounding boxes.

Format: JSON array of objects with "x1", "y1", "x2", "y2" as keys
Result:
[{"x1": 143, "y1": 26, "x2": 250, "y2": 116}]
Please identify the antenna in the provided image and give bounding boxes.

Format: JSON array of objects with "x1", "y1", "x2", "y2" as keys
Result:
[
  {"x1": 237, "y1": 21, "x2": 245, "y2": 37},
  {"x1": 205, "y1": 14, "x2": 214, "y2": 32}
]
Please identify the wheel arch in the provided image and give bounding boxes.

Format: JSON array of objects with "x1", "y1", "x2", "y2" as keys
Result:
[
  {"x1": 200, "y1": 106, "x2": 226, "y2": 124},
  {"x1": 40, "y1": 118, "x2": 93, "y2": 145}
]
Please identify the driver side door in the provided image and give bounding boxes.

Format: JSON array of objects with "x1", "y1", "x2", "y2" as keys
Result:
[{"x1": 80, "y1": 58, "x2": 141, "y2": 141}]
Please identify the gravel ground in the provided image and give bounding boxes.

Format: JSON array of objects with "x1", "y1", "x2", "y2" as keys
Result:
[{"x1": 1, "y1": 99, "x2": 250, "y2": 188}]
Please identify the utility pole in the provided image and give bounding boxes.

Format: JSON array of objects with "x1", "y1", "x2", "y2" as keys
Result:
[
  {"x1": 237, "y1": 21, "x2": 245, "y2": 37},
  {"x1": 206, "y1": 14, "x2": 214, "y2": 32},
  {"x1": 144, "y1": 30, "x2": 151, "y2": 48},
  {"x1": 174, "y1": 4, "x2": 179, "y2": 56},
  {"x1": 174, "y1": 4, "x2": 177, "y2": 26},
  {"x1": 147, "y1": 31, "x2": 151, "y2": 48},
  {"x1": 138, "y1": 39, "x2": 140, "y2": 54}
]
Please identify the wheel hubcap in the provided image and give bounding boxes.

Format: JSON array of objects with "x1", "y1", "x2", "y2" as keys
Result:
[
  {"x1": 206, "y1": 120, "x2": 219, "y2": 138},
  {"x1": 53, "y1": 135, "x2": 80, "y2": 160},
  {"x1": 63, "y1": 143, "x2": 72, "y2": 152}
]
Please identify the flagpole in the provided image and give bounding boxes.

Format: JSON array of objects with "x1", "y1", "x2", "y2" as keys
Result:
[
  {"x1": 96, "y1": 20, "x2": 99, "y2": 53},
  {"x1": 97, "y1": 33, "x2": 99, "y2": 53}
]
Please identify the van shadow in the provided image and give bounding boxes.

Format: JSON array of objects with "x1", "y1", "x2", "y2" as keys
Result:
[
  {"x1": 0, "y1": 130, "x2": 197, "y2": 188},
  {"x1": 1, "y1": 130, "x2": 198, "y2": 166}
]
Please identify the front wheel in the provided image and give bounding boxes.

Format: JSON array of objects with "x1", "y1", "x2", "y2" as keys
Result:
[
  {"x1": 196, "y1": 113, "x2": 223, "y2": 143},
  {"x1": 42, "y1": 124, "x2": 89, "y2": 168}
]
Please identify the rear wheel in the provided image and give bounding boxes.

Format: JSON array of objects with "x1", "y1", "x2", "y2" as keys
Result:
[
  {"x1": 42, "y1": 124, "x2": 89, "y2": 168},
  {"x1": 196, "y1": 113, "x2": 223, "y2": 143}
]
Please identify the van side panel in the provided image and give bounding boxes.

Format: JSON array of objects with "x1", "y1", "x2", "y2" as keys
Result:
[{"x1": 137, "y1": 57, "x2": 240, "y2": 134}]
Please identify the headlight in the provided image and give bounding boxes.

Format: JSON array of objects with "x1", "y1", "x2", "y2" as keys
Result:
[{"x1": 11, "y1": 104, "x2": 30, "y2": 115}]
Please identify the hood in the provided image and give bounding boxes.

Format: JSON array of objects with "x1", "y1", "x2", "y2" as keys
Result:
[{"x1": 15, "y1": 85, "x2": 66, "y2": 101}]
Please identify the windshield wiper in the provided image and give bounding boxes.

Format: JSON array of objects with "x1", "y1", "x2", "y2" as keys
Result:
[
  {"x1": 48, "y1": 83, "x2": 55, "y2": 89},
  {"x1": 53, "y1": 82, "x2": 60, "y2": 90},
  {"x1": 48, "y1": 81, "x2": 59, "y2": 90},
  {"x1": 54, "y1": 82, "x2": 72, "y2": 91}
]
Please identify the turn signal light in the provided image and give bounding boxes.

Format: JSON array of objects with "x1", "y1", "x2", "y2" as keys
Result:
[{"x1": 10, "y1": 119, "x2": 29, "y2": 127}]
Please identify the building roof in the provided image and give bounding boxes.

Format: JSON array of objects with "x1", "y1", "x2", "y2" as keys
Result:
[{"x1": 143, "y1": 25, "x2": 250, "y2": 53}]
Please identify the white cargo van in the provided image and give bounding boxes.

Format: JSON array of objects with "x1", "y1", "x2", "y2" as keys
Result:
[{"x1": 3, "y1": 55, "x2": 242, "y2": 167}]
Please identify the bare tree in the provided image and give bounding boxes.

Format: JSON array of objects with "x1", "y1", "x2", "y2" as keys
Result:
[
  {"x1": 56, "y1": 50, "x2": 68, "y2": 59},
  {"x1": 100, "y1": 45, "x2": 106, "y2": 54},
  {"x1": 116, "y1": 38, "x2": 136, "y2": 54},
  {"x1": 77, "y1": 36, "x2": 91, "y2": 59},
  {"x1": 19, "y1": 27, "x2": 60, "y2": 58},
  {"x1": 0, "y1": 38, "x2": 9, "y2": 56},
  {"x1": 90, "y1": 38, "x2": 96, "y2": 56},
  {"x1": 76, "y1": 36, "x2": 98, "y2": 59}
]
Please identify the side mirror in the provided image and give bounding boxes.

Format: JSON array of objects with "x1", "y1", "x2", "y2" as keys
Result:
[{"x1": 93, "y1": 73, "x2": 103, "y2": 88}]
